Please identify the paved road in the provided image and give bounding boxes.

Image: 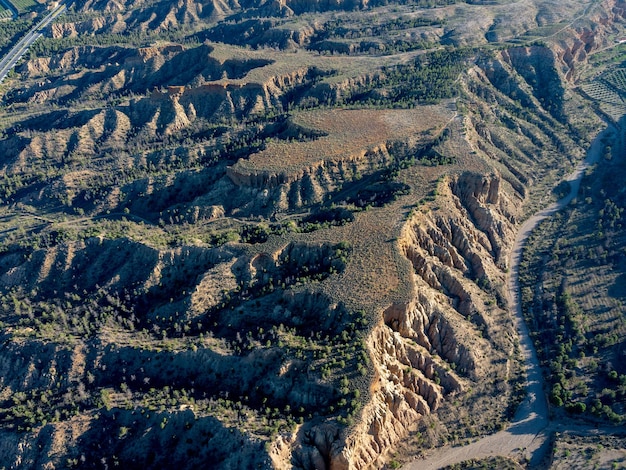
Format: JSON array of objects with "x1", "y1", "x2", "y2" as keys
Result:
[
  {"x1": 0, "y1": 3, "x2": 66, "y2": 83},
  {"x1": 404, "y1": 126, "x2": 613, "y2": 469}
]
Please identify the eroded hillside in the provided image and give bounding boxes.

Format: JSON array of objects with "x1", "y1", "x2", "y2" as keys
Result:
[{"x1": 0, "y1": 0, "x2": 624, "y2": 468}]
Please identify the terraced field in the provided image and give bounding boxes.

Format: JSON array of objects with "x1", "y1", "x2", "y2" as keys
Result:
[
  {"x1": 11, "y1": 0, "x2": 37, "y2": 12},
  {"x1": 580, "y1": 77, "x2": 626, "y2": 121}
]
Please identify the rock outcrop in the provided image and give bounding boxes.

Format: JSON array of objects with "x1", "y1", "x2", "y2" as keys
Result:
[
  {"x1": 0, "y1": 0, "x2": 624, "y2": 467},
  {"x1": 319, "y1": 171, "x2": 520, "y2": 469}
]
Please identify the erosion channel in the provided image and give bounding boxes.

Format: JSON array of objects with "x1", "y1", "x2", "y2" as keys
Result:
[{"x1": 404, "y1": 124, "x2": 616, "y2": 469}]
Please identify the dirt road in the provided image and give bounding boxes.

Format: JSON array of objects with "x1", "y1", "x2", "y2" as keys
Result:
[{"x1": 403, "y1": 126, "x2": 613, "y2": 469}]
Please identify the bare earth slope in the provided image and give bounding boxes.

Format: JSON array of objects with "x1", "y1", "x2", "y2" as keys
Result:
[
  {"x1": 0, "y1": 0, "x2": 624, "y2": 468},
  {"x1": 404, "y1": 116, "x2": 615, "y2": 470}
]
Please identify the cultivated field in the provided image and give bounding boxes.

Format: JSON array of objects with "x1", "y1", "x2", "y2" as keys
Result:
[{"x1": 12, "y1": 0, "x2": 37, "y2": 12}]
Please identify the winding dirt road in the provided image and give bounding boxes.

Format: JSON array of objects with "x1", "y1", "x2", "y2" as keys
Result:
[{"x1": 403, "y1": 126, "x2": 614, "y2": 469}]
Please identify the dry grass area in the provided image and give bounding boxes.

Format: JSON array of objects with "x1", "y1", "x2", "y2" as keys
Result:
[
  {"x1": 282, "y1": 109, "x2": 484, "y2": 314},
  {"x1": 230, "y1": 107, "x2": 452, "y2": 181},
  {"x1": 206, "y1": 42, "x2": 423, "y2": 84},
  {"x1": 551, "y1": 434, "x2": 626, "y2": 470}
]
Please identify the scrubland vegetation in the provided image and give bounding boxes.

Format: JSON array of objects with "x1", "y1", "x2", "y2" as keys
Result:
[
  {"x1": 519, "y1": 140, "x2": 626, "y2": 424},
  {"x1": 0, "y1": 0, "x2": 623, "y2": 467}
]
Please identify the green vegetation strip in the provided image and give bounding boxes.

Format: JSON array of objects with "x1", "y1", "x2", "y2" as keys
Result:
[{"x1": 518, "y1": 145, "x2": 626, "y2": 423}]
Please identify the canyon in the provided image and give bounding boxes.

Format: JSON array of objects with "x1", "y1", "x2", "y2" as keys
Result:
[{"x1": 0, "y1": 0, "x2": 623, "y2": 468}]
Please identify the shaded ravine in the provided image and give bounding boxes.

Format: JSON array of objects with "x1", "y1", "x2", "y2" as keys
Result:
[{"x1": 403, "y1": 124, "x2": 614, "y2": 469}]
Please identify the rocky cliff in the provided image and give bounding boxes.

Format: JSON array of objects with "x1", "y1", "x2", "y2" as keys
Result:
[
  {"x1": 0, "y1": 0, "x2": 623, "y2": 467},
  {"x1": 316, "y1": 171, "x2": 521, "y2": 468},
  {"x1": 273, "y1": 25, "x2": 608, "y2": 466}
]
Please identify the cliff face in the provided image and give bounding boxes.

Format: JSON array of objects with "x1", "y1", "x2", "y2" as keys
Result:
[
  {"x1": 284, "y1": 26, "x2": 606, "y2": 466},
  {"x1": 20, "y1": 43, "x2": 285, "y2": 127},
  {"x1": 226, "y1": 107, "x2": 450, "y2": 216},
  {"x1": 554, "y1": 0, "x2": 626, "y2": 81},
  {"x1": 321, "y1": 172, "x2": 519, "y2": 469},
  {"x1": 226, "y1": 142, "x2": 393, "y2": 211},
  {"x1": 128, "y1": 66, "x2": 318, "y2": 133},
  {"x1": 1, "y1": 0, "x2": 625, "y2": 466}
]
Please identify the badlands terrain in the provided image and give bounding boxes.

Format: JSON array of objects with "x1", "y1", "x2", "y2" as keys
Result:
[{"x1": 0, "y1": 0, "x2": 624, "y2": 468}]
